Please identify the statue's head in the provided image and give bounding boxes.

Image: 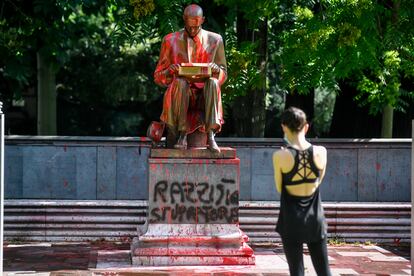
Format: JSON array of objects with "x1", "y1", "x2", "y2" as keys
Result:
[{"x1": 183, "y1": 4, "x2": 204, "y2": 38}]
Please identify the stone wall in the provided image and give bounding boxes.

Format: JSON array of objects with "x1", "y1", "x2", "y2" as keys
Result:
[{"x1": 5, "y1": 136, "x2": 411, "y2": 201}]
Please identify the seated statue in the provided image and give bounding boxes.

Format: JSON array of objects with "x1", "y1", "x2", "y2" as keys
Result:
[{"x1": 153, "y1": 4, "x2": 227, "y2": 153}]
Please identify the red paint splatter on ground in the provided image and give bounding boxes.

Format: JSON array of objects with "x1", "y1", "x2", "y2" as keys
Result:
[
  {"x1": 241, "y1": 243, "x2": 254, "y2": 255},
  {"x1": 120, "y1": 236, "x2": 132, "y2": 243},
  {"x1": 222, "y1": 257, "x2": 239, "y2": 265},
  {"x1": 102, "y1": 272, "x2": 117, "y2": 276},
  {"x1": 393, "y1": 238, "x2": 401, "y2": 246}
]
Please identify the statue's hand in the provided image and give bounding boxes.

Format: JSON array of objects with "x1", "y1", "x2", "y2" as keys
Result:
[
  {"x1": 209, "y1": 63, "x2": 220, "y2": 75},
  {"x1": 168, "y1": 64, "x2": 180, "y2": 76}
]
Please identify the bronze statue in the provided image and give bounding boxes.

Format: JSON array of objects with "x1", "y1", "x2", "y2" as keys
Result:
[{"x1": 154, "y1": 4, "x2": 227, "y2": 152}]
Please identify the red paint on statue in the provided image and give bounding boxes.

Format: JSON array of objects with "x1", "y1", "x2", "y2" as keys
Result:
[
  {"x1": 376, "y1": 163, "x2": 381, "y2": 171},
  {"x1": 154, "y1": 20, "x2": 227, "y2": 134}
]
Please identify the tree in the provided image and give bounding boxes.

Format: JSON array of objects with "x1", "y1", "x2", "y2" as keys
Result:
[
  {"x1": 276, "y1": 0, "x2": 414, "y2": 137},
  {"x1": 3, "y1": 0, "x2": 413, "y2": 138},
  {"x1": 1, "y1": 0, "x2": 142, "y2": 135},
  {"x1": 214, "y1": 0, "x2": 278, "y2": 137},
  {"x1": 355, "y1": 0, "x2": 414, "y2": 137},
  {"x1": 130, "y1": 0, "x2": 270, "y2": 137},
  {"x1": 3, "y1": 1, "x2": 78, "y2": 134}
]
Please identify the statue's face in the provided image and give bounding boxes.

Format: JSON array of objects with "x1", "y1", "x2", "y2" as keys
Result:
[{"x1": 184, "y1": 16, "x2": 204, "y2": 38}]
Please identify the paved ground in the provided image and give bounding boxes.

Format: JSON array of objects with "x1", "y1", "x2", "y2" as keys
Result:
[{"x1": 3, "y1": 241, "x2": 411, "y2": 275}]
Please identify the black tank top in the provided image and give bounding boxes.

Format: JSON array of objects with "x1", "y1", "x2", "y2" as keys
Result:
[{"x1": 276, "y1": 145, "x2": 327, "y2": 243}]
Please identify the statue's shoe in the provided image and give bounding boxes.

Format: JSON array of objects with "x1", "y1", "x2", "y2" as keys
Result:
[
  {"x1": 207, "y1": 137, "x2": 220, "y2": 153},
  {"x1": 174, "y1": 135, "x2": 187, "y2": 150},
  {"x1": 174, "y1": 143, "x2": 187, "y2": 150}
]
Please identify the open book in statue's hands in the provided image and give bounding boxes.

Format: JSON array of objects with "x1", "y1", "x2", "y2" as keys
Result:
[{"x1": 178, "y1": 63, "x2": 212, "y2": 82}]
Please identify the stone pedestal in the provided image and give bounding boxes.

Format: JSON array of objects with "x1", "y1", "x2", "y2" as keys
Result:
[
  {"x1": 166, "y1": 128, "x2": 208, "y2": 149},
  {"x1": 131, "y1": 147, "x2": 255, "y2": 266}
]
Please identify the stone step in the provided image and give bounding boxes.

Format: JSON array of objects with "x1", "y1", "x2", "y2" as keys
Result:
[
  {"x1": 131, "y1": 255, "x2": 256, "y2": 266},
  {"x1": 150, "y1": 147, "x2": 236, "y2": 159}
]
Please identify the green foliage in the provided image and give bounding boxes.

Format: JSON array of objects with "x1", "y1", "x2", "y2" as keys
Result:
[
  {"x1": 356, "y1": 50, "x2": 402, "y2": 114},
  {"x1": 2, "y1": 0, "x2": 413, "y2": 136},
  {"x1": 1, "y1": 1, "x2": 109, "y2": 91},
  {"x1": 1, "y1": 0, "x2": 167, "y2": 135},
  {"x1": 278, "y1": 1, "x2": 365, "y2": 92},
  {"x1": 130, "y1": 0, "x2": 155, "y2": 18},
  {"x1": 214, "y1": 0, "x2": 276, "y2": 108},
  {"x1": 152, "y1": 0, "x2": 193, "y2": 36},
  {"x1": 222, "y1": 33, "x2": 264, "y2": 104},
  {"x1": 127, "y1": 0, "x2": 194, "y2": 39},
  {"x1": 215, "y1": 0, "x2": 276, "y2": 24},
  {"x1": 53, "y1": 1, "x2": 165, "y2": 135},
  {"x1": 277, "y1": 0, "x2": 414, "y2": 115},
  {"x1": 0, "y1": 10, "x2": 35, "y2": 97}
]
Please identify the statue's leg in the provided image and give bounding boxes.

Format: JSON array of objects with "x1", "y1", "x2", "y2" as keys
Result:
[
  {"x1": 203, "y1": 78, "x2": 221, "y2": 152},
  {"x1": 162, "y1": 78, "x2": 191, "y2": 148},
  {"x1": 171, "y1": 77, "x2": 190, "y2": 132},
  {"x1": 171, "y1": 78, "x2": 190, "y2": 149},
  {"x1": 166, "y1": 126, "x2": 177, "y2": 149},
  {"x1": 203, "y1": 77, "x2": 221, "y2": 132}
]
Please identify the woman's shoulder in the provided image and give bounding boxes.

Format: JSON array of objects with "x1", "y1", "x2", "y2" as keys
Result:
[
  {"x1": 273, "y1": 147, "x2": 295, "y2": 173},
  {"x1": 273, "y1": 147, "x2": 296, "y2": 165},
  {"x1": 311, "y1": 145, "x2": 327, "y2": 169},
  {"x1": 273, "y1": 147, "x2": 293, "y2": 158},
  {"x1": 312, "y1": 145, "x2": 327, "y2": 156}
]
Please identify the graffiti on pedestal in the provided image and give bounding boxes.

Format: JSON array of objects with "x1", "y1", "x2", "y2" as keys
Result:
[{"x1": 149, "y1": 178, "x2": 239, "y2": 223}]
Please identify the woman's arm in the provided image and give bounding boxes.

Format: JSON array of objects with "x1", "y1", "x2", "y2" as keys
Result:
[
  {"x1": 273, "y1": 149, "x2": 296, "y2": 193},
  {"x1": 313, "y1": 145, "x2": 327, "y2": 183},
  {"x1": 273, "y1": 151, "x2": 283, "y2": 193}
]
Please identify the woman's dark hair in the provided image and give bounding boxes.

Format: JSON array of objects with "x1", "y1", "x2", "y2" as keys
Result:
[{"x1": 281, "y1": 106, "x2": 307, "y2": 132}]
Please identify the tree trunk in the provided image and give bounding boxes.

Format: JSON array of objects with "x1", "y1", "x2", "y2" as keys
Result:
[
  {"x1": 381, "y1": 104, "x2": 393, "y2": 138},
  {"x1": 232, "y1": 12, "x2": 267, "y2": 137},
  {"x1": 251, "y1": 18, "x2": 268, "y2": 137},
  {"x1": 378, "y1": 0, "x2": 400, "y2": 138},
  {"x1": 37, "y1": 51, "x2": 57, "y2": 135},
  {"x1": 232, "y1": 97, "x2": 250, "y2": 136}
]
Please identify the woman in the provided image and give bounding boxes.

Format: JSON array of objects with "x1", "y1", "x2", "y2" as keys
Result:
[{"x1": 273, "y1": 107, "x2": 331, "y2": 276}]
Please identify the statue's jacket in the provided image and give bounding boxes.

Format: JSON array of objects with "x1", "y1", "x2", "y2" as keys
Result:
[{"x1": 154, "y1": 29, "x2": 227, "y2": 134}]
